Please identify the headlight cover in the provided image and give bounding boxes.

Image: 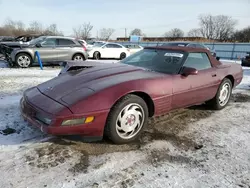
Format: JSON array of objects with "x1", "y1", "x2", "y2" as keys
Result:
[
  {"x1": 61, "y1": 118, "x2": 85, "y2": 126},
  {"x1": 35, "y1": 113, "x2": 52, "y2": 125}
]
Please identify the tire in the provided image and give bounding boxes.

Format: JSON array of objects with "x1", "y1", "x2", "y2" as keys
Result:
[
  {"x1": 93, "y1": 51, "x2": 101, "y2": 60},
  {"x1": 72, "y1": 53, "x2": 85, "y2": 61},
  {"x1": 15, "y1": 53, "x2": 32, "y2": 68},
  {"x1": 206, "y1": 78, "x2": 232, "y2": 110},
  {"x1": 105, "y1": 94, "x2": 149, "y2": 144},
  {"x1": 120, "y1": 52, "x2": 126, "y2": 60}
]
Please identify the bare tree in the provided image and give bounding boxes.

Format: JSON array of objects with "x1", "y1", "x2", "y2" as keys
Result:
[
  {"x1": 72, "y1": 22, "x2": 93, "y2": 40},
  {"x1": 1, "y1": 18, "x2": 26, "y2": 36},
  {"x1": 232, "y1": 26, "x2": 250, "y2": 42},
  {"x1": 187, "y1": 28, "x2": 201, "y2": 37},
  {"x1": 130, "y1": 28, "x2": 145, "y2": 36},
  {"x1": 198, "y1": 14, "x2": 237, "y2": 40},
  {"x1": 164, "y1": 28, "x2": 184, "y2": 37},
  {"x1": 28, "y1": 21, "x2": 43, "y2": 34},
  {"x1": 72, "y1": 26, "x2": 82, "y2": 38},
  {"x1": 0, "y1": 18, "x2": 66, "y2": 37},
  {"x1": 44, "y1": 24, "x2": 63, "y2": 36},
  {"x1": 213, "y1": 15, "x2": 237, "y2": 41},
  {"x1": 99, "y1": 28, "x2": 115, "y2": 40}
]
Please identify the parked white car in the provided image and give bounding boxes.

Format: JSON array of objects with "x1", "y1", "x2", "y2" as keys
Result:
[
  {"x1": 123, "y1": 44, "x2": 143, "y2": 54},
  {"x1": 87, "y1": 42, "x2": 130, "y2": 60}
]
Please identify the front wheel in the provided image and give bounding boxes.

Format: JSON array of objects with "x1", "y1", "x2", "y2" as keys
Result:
[
  {"x1": 206, "y1": 78, "x2": 232, "y2": 110},
  {"x1": 16, "y1": 53, "x2": 32, "y2": 68},
  {"x1": 105, "y1": 94, "x2": 148, "y2": 144}
]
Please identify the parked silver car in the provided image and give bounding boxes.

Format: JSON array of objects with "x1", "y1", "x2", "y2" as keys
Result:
[{"x1": 7, "y1": 36, "x2": 88, "y2": 68}]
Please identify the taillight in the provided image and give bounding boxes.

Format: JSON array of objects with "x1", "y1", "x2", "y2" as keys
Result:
[{"x1": 83, "y1": 46, "x2": 87, "y2": 51}]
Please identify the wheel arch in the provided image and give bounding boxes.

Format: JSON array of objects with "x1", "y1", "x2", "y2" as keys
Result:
[
  {"x1": 15, "y1": 51, "x2": 33, "y2": 61},
  {"x1": 224, "y1": 75, "x2": 234, "y2": 87},
  {"x1": 112, "y1": 91, "x2": 155, "y2": 117}
]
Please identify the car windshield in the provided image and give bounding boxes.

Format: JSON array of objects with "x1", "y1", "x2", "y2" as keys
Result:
[
  {"x1": 29, "y1": 36, "x2": 46, "y2": 45},
  {"x1": 120, "y1": 49, "x2": 185, "y2": 74}
]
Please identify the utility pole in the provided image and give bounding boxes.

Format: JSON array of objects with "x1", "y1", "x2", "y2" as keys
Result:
[{"x1": 125, "y1": 28, "x2": 127, "y2": 38}]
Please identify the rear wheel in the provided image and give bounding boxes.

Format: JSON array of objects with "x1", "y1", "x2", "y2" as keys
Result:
[
  {"x1": 120, "y1": 52, "x2": 126, "y2": 60},
  {"x1": 93, "y1": 51, "x2": 101, "y2": 60},
  {"x1": 206, "y1": 78, "x2": 232, "y2": 110},
  {"x1": 16, "y1": 53, "x2": 32, "y2": 68},
  {"x1": 105, "y1": 94, "x2": 148, "y2": 144},
  {"x1": 73, "y1": 54, "x2": 85, "y2": 61}
]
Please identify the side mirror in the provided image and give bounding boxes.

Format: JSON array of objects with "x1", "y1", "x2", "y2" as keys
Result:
[
  {"x1": 35, "y1": 43, "x2": 42, "y2": 47},
  {"x1": 181, "y1": 66, "x2": 198, "y2": 76},
  {"x1": 216, "y1": 57, "x2": 220, "y2": 61}
]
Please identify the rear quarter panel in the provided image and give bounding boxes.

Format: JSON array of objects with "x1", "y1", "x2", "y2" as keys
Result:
[{"x1": 215, "y1": 63, "x2": 243, "y2": 88}]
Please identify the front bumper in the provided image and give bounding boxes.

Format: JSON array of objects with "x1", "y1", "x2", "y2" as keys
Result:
[{"x1": 20, "y1": 89, "x2": 109, "y2": 137}]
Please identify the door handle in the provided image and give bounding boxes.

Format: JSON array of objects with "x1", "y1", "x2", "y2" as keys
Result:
[{"x1": 212, "y1": 74, "x2": 217, "y2": 77}]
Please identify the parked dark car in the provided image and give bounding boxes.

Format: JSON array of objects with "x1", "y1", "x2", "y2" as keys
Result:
[
  {"x1": 0, "y1": 36, "x2": 15, "y2": 42},
  {"x1": 241, "y1": 52, "x2": 250, "y2": 67},
  {"x1": 0, "y1": 34, "x2": 43, "y2": 57},
  {"x1": 161, "y1": 41, "x2": 217, "y2": 57},
  {"x1": 20, "y1": 46, "x2": 243, "y2": 144}
]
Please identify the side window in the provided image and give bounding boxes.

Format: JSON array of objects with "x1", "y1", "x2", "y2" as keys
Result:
[
  {"x1": 187, "y1": 44, "x2": 196, "y2": 48},
  {"x1": 105, "y1": 44, "x2": 113, "y2": 48},
  {"x1": 42, "y1": 38, "x2": 57, "y2": 46},
  {"x1": 183, "y1": 52, "x2": 212, "y2": 70},
  {"x1": 112, "y1": 44, "x2": 122, "y2": 48},
  {"x1": 58, "y1": 39, "x2": 75, "y2": 46},
  {"x1": 195, "y1": 44, "x2": 206, "y2": 49}
]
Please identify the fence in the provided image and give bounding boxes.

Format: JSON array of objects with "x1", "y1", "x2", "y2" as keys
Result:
[{"x1": 117, "y1": 41, "x2": 250, "y2": 60}]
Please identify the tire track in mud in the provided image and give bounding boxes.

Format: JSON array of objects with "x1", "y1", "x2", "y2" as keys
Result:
[{"x1": 24, "y1": 93, "x2": 250, "y2": 175}]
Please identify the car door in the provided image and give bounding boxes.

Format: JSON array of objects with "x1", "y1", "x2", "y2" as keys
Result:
[
  {"x1": 102, "y1": 44, "x2": 123, "y2": 58},
  {"x1": 34, "y1": 38, "x2": 58, "y2": 63},
  {"x1": 99, "y1": 43, "x2": 111, "y2": 58},
  {"x1": 56, "y1": 38, "x2": 76, "y2": 61},
  {"x1": 171, "y1": 52, "x2": 220, "y2": 109}
]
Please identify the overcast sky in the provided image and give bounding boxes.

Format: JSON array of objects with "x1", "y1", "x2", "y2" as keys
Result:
[{"x1": 0, "y1": 0, "x2": 249, "y2": 38}]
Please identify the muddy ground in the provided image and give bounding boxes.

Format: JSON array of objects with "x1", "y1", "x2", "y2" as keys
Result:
[{"x1": 21, "y1": 92, "x2": 250, "y2": 178}]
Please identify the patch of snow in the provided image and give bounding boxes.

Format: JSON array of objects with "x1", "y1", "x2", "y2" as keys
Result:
[{"x1": 0, "y1": 59, "x2": 250, "y2": 188}]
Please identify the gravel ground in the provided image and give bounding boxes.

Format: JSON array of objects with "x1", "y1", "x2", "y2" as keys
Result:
[{"x1": 0, "y1": 60, "x2": 249, "y2": 188}]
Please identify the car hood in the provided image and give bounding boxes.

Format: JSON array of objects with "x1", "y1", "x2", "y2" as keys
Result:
[
  {"x1": 37, "y1": 61, "x2": 164, "y2": 102},
  {"x1": 0, "y1": 42, "x2": 29, "y2": 48}
]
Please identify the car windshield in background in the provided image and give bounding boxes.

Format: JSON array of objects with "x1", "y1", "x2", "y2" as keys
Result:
[
  {"x1": 120, "y1": 49, "x2": 185, "y2": 74},
  {"x1": 93, "y1": 42, "x2": 105, "y2": 47},
  {"x1": 161, "y1": 43, "x2": 187, "y2": 47},
  {"x1": 29, "y1": 36, "x2": 46, "y2": 45}
]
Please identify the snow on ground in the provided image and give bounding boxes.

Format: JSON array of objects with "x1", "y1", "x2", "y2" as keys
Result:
[{"x1": 0, "y1": 59, "x2": 249, "y2": 188}]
